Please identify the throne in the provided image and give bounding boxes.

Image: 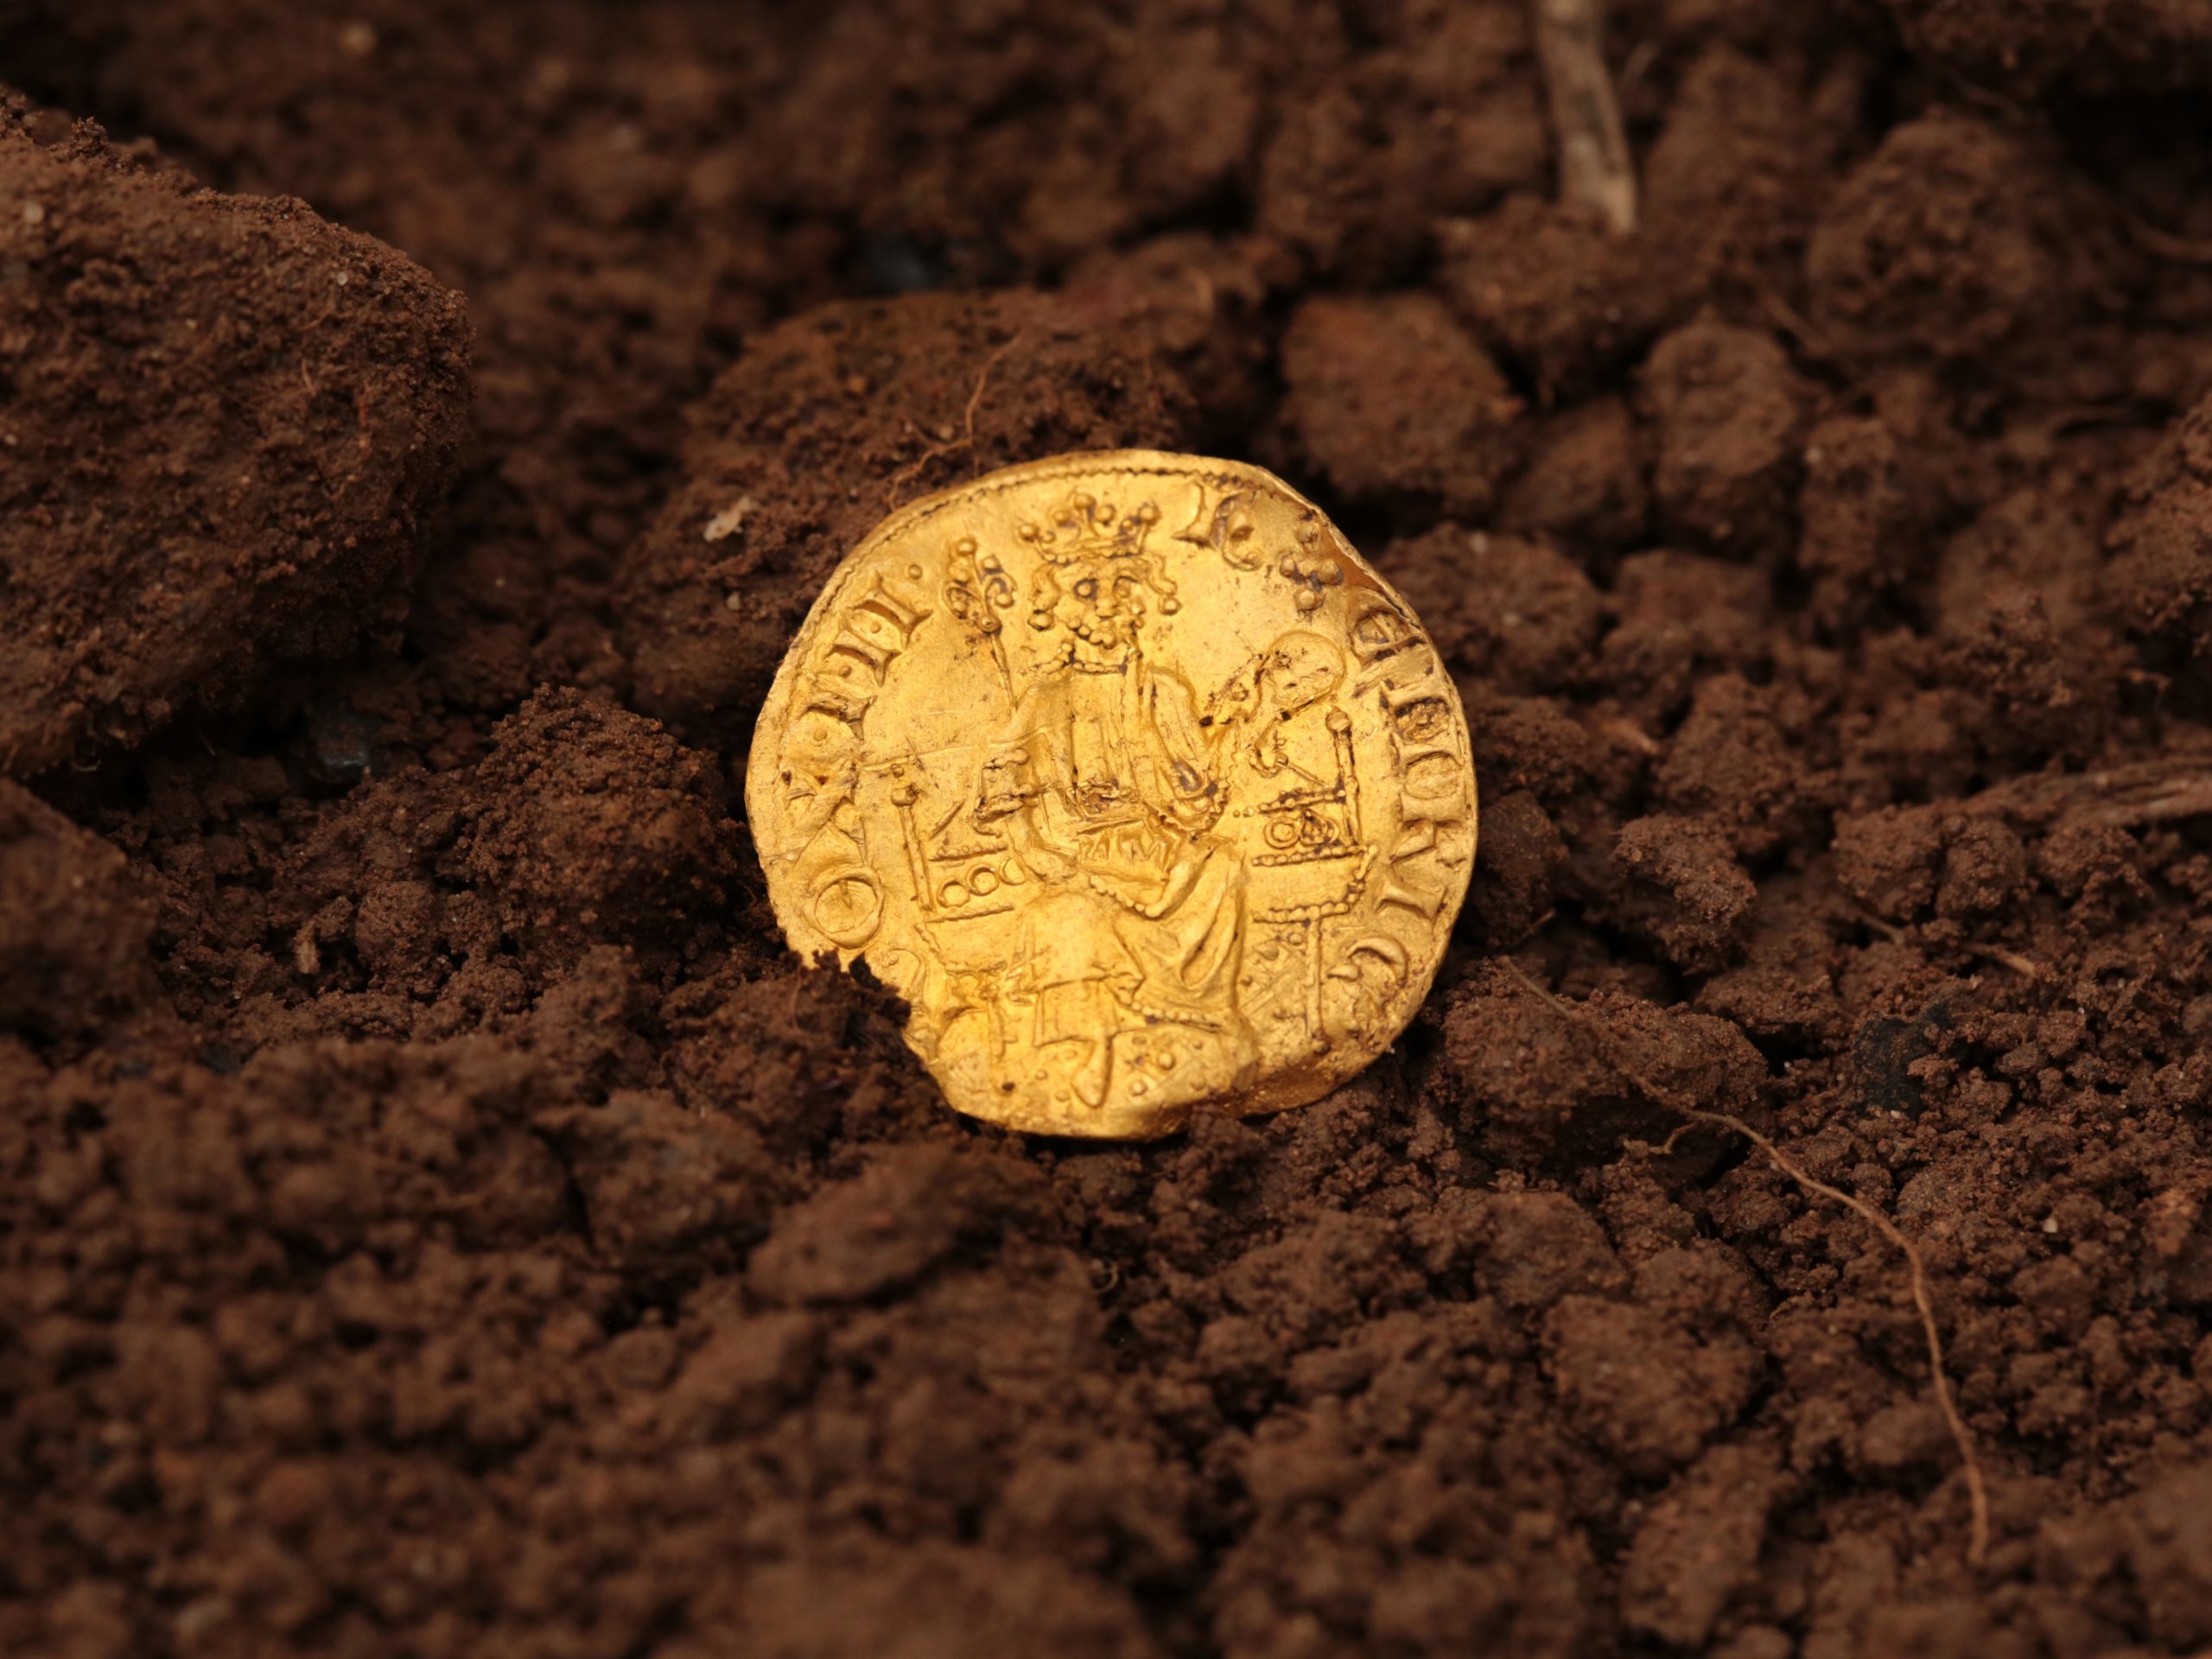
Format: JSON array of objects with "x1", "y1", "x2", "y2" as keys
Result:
[{"x1": 1236, "y1": 708, "x2": 1375, "y2": 1049}]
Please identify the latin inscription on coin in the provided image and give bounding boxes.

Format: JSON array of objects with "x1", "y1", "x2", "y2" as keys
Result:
[{"x1": 746, "y1": 451, "x2": 1478, "y2": 1138}]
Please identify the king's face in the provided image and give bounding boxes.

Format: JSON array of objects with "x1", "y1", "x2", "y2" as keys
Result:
[{"x1": 1041, "y1": 556, "x2": 1152, "y2": 653}]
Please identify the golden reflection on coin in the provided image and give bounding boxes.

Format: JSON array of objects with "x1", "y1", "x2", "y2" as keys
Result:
[{"x1": 746, "y1": 451, "x2": 1477, "y2": 1139}]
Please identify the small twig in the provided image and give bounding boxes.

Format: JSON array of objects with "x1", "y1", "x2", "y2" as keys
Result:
[
  {"x1": 1855, "y1": 908, "x2": 1910, "y2": 948},
  {"x1": 1502, "y1": 961, "x2": 1993, "y2": 1568},
  {"x1": 1533, "y1": 0, "x2": 1637, "y2": 234},
  {"x1": 1956, "y1": 753, "x2": 2212, "y2": 830},
  {"x1": 2013, "y1": 400, "x2": 2152, "y2": 442},
  {"x1": 2093, "y1": 772, "x2": 2212, "y2": 828},
  {"x1": 1961, "y1": 942, "x2": 2041, "y2": 982},
  {"x1": 1616, "y1": 37, "x2": 1658, "y2": 97},
  {"x1": 2123, "y1": 208, "x2": 2212, "y2": 266},
  {"x1": 1886, "y1": 9, "x2": 2027, "y2": 123},
  {"x1": 1600, "y1": 716, "x2": 1661, "y2": 759},
  {"x1": 1757, "y1": 289, "x2": 1842, "y2": 364},
  {"x1": 1853, "y1": 905, "x2": 2040, "y2": 982}
]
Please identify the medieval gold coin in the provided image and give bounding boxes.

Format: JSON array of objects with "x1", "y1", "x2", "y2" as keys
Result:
[{"x1": 746, "y1": 451, "x2": 1477, "y2": 1139}]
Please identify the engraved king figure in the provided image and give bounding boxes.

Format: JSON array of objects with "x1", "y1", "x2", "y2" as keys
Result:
[{"x1": 972, "y1": 490, "x2": 1254, "y2": 1109}]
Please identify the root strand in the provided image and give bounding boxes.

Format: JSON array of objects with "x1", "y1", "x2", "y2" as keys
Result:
[{"x1": 1503, "y1": 961, "x2": 1993, "y2": 1567}]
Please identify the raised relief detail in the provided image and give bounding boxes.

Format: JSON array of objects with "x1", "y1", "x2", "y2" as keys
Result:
[
  {"x1": 798, "y1": 568, "x2": 934, "y2": 728},
  {"x1": 1173, "y1": 477, "x2": 1262, "y2": 569},
  {"x1": 747, "y1": 453, "x2": 1477, "y2": 1138}
]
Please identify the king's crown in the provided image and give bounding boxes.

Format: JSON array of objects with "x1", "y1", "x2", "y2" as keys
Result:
[{"x1": 1017, "y1": 490, "x2": 1160, "y2": 565}]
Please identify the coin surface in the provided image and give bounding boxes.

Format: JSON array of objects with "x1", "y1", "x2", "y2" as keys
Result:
[{"x1": 746, "y1": 451, "x2": 1477, "y2": 1138}]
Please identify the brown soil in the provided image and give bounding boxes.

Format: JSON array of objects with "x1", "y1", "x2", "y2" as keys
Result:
[
  {"x1": 5, "y1": 4, "x2": 2212, "y2": 1656},
  {"x1": 0, "y1": 114, "x2": 470, "y2": 776}
]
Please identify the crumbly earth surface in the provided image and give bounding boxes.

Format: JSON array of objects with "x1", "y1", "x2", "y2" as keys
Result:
[
  {"x1": 5, "y1": 4, "x2": 2212, "y2": 1657},
  {"x1": 0, "y1": 111, "x2": 471, "y2": 777}
]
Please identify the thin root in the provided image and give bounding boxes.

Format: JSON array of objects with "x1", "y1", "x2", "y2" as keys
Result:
[
  {"x1": 1502, "y1": 960, "x2": 1993, "y2": 1567},
  {"x1": 884, "y1": 330, "x2": 1027, "y2": 503}
]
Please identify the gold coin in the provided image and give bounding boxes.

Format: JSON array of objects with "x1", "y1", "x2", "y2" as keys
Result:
[{"x1": 745, "y1": 451, "x2": 1477, "y2": 1139}]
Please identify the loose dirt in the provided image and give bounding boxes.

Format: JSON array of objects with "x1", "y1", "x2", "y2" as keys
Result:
[{"x1": 7, "y1": 4, "x2": 2212, "y2": 1656}]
